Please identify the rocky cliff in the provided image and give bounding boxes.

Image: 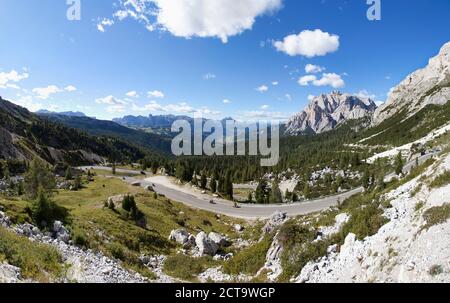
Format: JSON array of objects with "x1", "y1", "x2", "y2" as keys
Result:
[
  {"x1": 373, "y1": 41, "x2": 450, "y2": 125},
  {"x1": 285, "y1": 92, "x2": 377, "y2": 135}
]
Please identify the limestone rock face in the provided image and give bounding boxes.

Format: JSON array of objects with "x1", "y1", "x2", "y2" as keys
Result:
[
  {"x1": 373, "y1": 41, "x2": 450, "y2": 125},
  {"x1": 208, "y1": 232, "x2": 230, "y2": 247},
  {"x1": 168, "y1": 229, "x2": 195, "y2": 248},
  {"x1": 195, "y1": 232, "x2": 219, "y2": 256},
  {"x1": 285, "y1": 92, "x2": 377, "y2": 135},
  {"x1": 0, "y1": 263, "x2": 22, "y2": 283},
  {"x1": 262, "y1": 211, "x2": 288, "y2": 235}
]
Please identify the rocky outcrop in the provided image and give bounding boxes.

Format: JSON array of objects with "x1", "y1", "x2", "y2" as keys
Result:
[
  {"x1": 208, "y1": 232, "x2": 230, "y2": 247},
  {"x1": 373, "y1": 41, "x2": 450, "y2": 125},
  {"x1": 2, "y1": 214, "x2": 147, "y2": 283},
  {"x1": 285, "y1": 92, "x2": 377, "y2": 135},
  {"x1": 295, "y1": 153, "x2": 450, "y2": 283},
  {"x1": 53, "y1": 221, "x2": 70, "y2": 244},
  {"x1": 0, "y1": 263, "x2": 23, "y2": 283},
  {"x1": 107, "y1": 195, "x2": 125, "y2": 208},
  {"x1": 0, "y1": 211, "x2": 11, "y2": 228},
  {"x1": 262, "y1": 211, "x2": 288, "y2": 235},
  {"x1": 317, "y1": 213, "x2": 350, "y2": 240},
  {"x1": 195, "y1": 232, "x2": 219, "y2": 256},
  {"x1": 168, "y1": 229, "x2": 230, "y2": 257},
  {"x1": 259, "y1": 233, "x2": 284, "y2": 281},
  {"x1": 168, "y1": 229, "x2": 195, "y2": 248}
]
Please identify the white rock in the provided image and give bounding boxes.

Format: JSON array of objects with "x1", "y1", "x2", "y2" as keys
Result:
[
  {"x1": 168, "y1": 229, "x2": 195, "y2": 248},
  {"x1": 208, "y1": 232, "x2": 229, "y2": 247},
  {"x1": 195, "y1": 232, "x2": 219, "y2": 256}
]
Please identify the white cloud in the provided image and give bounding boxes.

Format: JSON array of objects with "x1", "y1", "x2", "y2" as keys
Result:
[
  {"x1": 313, "y1": 73, "x2": 345, "y2": 88},
  {"x1": 151, "y1": 0, "x2": 282, "y2": 43},
  {"x1": 355, "y1": 90, "x2": 376, "y2": 100},
  {"x1": 132, "y1": 100, "x2": 220, "y2": 116},
  {"x1": 307, "y1": 95, "x2": 315, "y2": 101},
  {"x1": 298, "y1": 75, "x2": 317, "y2": 86},
  {"x1": 272, "y1": 81, "x2": 279, "y2": 86},
  {"x1": 107, "y1": 105, "x2": 126, "y2": 113},
  {"x1": 203, "y1": 73, "x2": 216, "y2": 80},
  {"x1": 126, "y1": 90, "x2": 139, "y2": 98},
  {"x1": 32, "y1": 85, "x2": 62, "y2": 99},
  {"x1": 97, "y1": 18, "x2": 115, "y2": 32},
  {"x1": 274, "y1": 29, "x2": 340, "y2": 57},
  {"x1": 298, "y1": 73, "x2": 345, "y2": 89},
  {"x1": 6, "y1": 84, "x2": 20, "y2": 90},
  {"x1": 132, "y1": 101, "x2": 164, "y2": 112},
  {"x1": 64, "y1": 85, "x2": 77, "y2": 92},
  {"x1": 305, "y1": 64, "x2": 325, "y2": 74},
  {"x1": 240, "y1": 110, "x2": 291, "y2": 121},
  {"x1": 147, "y1": 90, "x2": 165, "y2": 98},
  {"x1": 95, "y1": 95, "x2": 127, "y2": 105},
  {"x1": 223, "y1": 99, "x2": 231, "y2": 104},
  {"x1": 12, "y1": 95, "x2": 42, "y2": 112},
  {"x1": 111, "y1": 0, "x2": 282, "y2": 43},
  {"x1": 256, "y1": 85, "x2": 269, "y2": 93},
  {"x1": 0, "y1": 69, "x2": 29, "y2": 88},
  {"x1": 114, "y1": 10, "x2": 129, "y2": 21},
  {"x1": 285, "y1": 94, "x2": 292, "y2": 101},
  {"x1": 261, "y1": 105, "x2": 270, "y2": 110}
]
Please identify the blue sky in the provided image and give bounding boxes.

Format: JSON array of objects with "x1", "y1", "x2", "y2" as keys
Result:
[{"x1": 1, "y1": 0, "x2": 449, "y2": 121}]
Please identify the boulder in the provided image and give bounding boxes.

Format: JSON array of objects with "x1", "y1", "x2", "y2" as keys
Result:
[
  {"x1": 168, "y1": 229, "x2": 195, "y2": 248},
  {"x1": 262, "y1": 211, "x2": 288, "y2": 234},
  {"x1": 213, "y1": 253, "x2": 234, "y2": 261},
  {"x1": 107, "y1": 195, "x2": 125, "y2": 208},
  {"x1": 0, "y1": 211, "x2": 11, "y2": 228},
  {"x1": 19, "y1": 223, "x2": 36, "y2": 237},
  {"x1": 0, "y1": 263, "x2": 22, "y2": 283},
  {"x1": 53, "y1": 221, "x2": 70, "y2": 243},
  {"x1": 195, "y1": 232, "x2": 219, "y2": 256},
  {"x1": 234, "y1": 224, "x2": 244, "y2": 232},
  {"x1": 208, "y1": 232, "x2": 230, "y2": 247}
]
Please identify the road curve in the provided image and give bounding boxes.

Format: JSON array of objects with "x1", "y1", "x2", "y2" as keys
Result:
[
  {"x1": 143, "y1": 180, "x2": 363, "y2": 219},
  {"x1": 78, "y1": 152, "x2": 436, "y2": 220}
]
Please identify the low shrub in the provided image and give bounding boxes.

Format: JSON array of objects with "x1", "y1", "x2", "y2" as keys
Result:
[
  {"x1": 0, "y1": 226, "x2": 62, "y2": 281},
  {"x1": 429, "y1": 171, "x2": 450, "y2": 188},
  {"x1": 164, "y1": 254, "x2": 215, "y2": 281},
  {"x1": 223, "y1": 234, "x2": 273, "y2": 276},
  {"x1": 422, "y1": 204, "x2": 450, "y2": 230}
]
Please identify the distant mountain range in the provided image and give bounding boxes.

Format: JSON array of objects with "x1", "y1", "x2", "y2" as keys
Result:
[
  {"x1": 113, "y1": 114, "x2": 193, "y2": 129},
  {"x1": 0, "y1": 98, "x2": 153, "y2": 165},
  {"x1": 37, "y1": 113, "x2": 172, "y2": 156},
  {"x1": 36, "y1": 109, "x2": 88, "y2": 118}
]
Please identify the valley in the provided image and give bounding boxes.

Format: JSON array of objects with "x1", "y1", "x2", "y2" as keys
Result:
[{"x1": 1, "y1": 1, "x2": 450, "y2": 286}]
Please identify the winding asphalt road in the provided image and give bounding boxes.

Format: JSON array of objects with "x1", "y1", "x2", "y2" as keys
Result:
[{"x1": 78, "y1": 151, "x2": 438, "y2": 219}]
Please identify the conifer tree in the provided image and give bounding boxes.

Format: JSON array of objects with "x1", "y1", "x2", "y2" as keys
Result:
[
  {"x1": 24, "y1": 159, "x2": 56, "y2": 199},
  {"x1": 65, "y1": 166, "x2": 72, "y2": 180},
  {"x1": 395, "y1": 152, "x2": 404, "y2": 176},
  {"x1": 270, "y1": 182, "x2": 283, "y2": 204},
  {"x1": 200, "y1": 172, "x2": 207, "y2": 189}
]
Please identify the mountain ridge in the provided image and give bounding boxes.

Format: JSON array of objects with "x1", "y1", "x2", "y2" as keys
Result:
[
  {"x1": 373, "y1": 41, "x2": 450, "y2": 124},
  {"x1": 285, "y1": 91, "x2": 377, "y2": 135}
]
